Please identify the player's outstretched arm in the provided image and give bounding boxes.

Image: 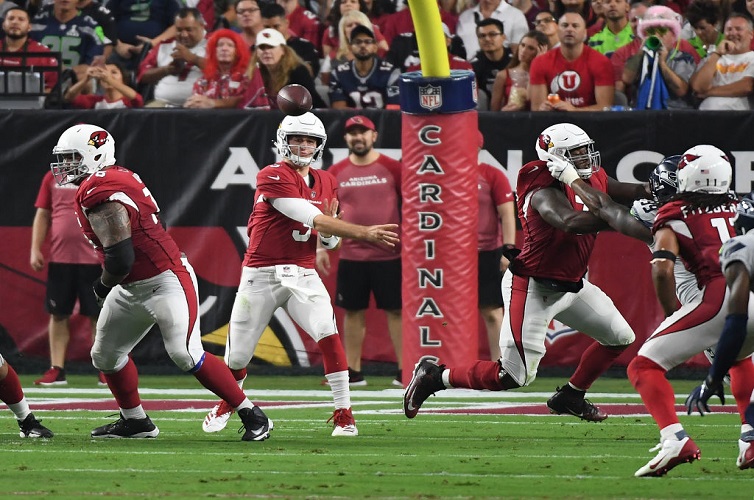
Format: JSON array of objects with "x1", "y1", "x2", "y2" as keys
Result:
[
  {"x1": 545, "y1": 153, "x2": 652, "y2": 244},
  {"x1": 531, "y1": 187, "x2": 609, "y2": 234}
]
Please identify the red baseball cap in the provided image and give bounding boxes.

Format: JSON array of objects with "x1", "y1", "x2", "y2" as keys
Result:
[{"x1": 344, "y1": 115, "x2": 376, "y2": 132}]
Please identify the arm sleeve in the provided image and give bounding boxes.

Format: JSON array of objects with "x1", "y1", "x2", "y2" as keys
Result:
[{"x1": 270, "y1": 197, "x2": 322, "y2": 227}]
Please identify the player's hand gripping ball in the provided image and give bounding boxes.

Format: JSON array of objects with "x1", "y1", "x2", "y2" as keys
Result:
[{"x1": 276, "y1": 84, "x2": 313, "y2": 116}]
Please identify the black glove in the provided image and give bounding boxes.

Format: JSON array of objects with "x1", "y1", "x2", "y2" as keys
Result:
[
  {"x1": 502, "y1": 244, "x2": 521, "y2": 262},
  {"x1": 92, "y1": 278, "x2": 112, "y2": 308},
  {"x1": 685, "y1": 375, "x2": 725, "y2": 416}
]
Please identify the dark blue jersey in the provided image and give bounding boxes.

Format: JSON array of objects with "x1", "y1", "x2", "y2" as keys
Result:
[
  {"x1": 328, "y1": 57, "x2": 400, "y2": 109},
  {"x1": 31, "y1": 7, "x2": 109, "y2": 67}
]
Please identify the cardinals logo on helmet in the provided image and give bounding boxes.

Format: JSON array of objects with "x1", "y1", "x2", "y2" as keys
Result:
[
  {"x1": 88, "y1": 131, "x2": 108, "y2": 149},
  {"x1": 677, "y1": 153, "x2": 699, "y2": 170},
  {"x1": 538, "y1": 134, "x2": 553, "y2": 152}
]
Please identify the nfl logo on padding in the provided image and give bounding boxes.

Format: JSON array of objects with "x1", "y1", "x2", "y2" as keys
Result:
[{"x1": 419, "y1": 85, "x2": 442, "y2": 111}]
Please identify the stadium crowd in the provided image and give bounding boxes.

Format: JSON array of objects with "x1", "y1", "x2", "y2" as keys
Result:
[{"x1": 1, "y1": 0, "x2": 753, "y2": 110}]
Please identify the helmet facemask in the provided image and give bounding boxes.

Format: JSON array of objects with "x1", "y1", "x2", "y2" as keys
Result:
[
  {"x1": 277, "y1": 133, "x2": 324, "y2": 167},
  {"x1": 51, "y1": 149, "x2": 86, "y2": 185},
  {"x1": 558, "y1": 142, "x2": 600, "y2": 179}
]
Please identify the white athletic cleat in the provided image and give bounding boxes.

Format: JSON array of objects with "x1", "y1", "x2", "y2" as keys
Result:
[
  {"x1": 329, "y1": 408, "x2": 358, "y2": 437},
  {"x1": 203, "y1": 400, "x2": 235, "y2": 433},
  {"x1": 737, "y1": 439, "x2": 754, "y2": 470},
  {"x1": 635, "y1": 437, "x2": 701, "y2": 477}
]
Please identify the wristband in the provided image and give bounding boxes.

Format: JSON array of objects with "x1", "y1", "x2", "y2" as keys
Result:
[
  {"x1": 651, "y1": 250, "x2": 677, "y2": 262},
  {"x1": 560, "y1": 168, "x2": 580, "y2": 186},
  {"x1": 319, "y1": 234, "x2": 340, "y2": 249}
]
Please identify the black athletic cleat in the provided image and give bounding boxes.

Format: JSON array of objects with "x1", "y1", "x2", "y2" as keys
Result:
[
  {"x1": 403, "y1": 356, "x2": 446, "y2": 419},
  {"x1": 91, "y1": 413, "x2": 159, "y2": 438},
  {"x1": 18, "y1": 413, "x2": 54, "y2": 438},
  {"x1": 238, "y1": 406, "x2": 273, "y2": 442},
  {"x1": 547, "y1": 386, "x2": 608, "y2": 422}
]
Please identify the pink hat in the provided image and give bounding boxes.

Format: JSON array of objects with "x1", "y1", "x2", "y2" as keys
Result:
[{"x1": 637, "y1": 6, "x2": 682, "y2": 40}]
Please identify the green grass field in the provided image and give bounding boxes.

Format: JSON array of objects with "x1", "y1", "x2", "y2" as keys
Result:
[{"x1": 3, "y1": 374, "x2": 752, "y2": 499}]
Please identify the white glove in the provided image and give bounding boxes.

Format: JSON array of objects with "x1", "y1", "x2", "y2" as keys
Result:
[{"x1": 543, "y1": 152, "x2": 580, "y2": 186}]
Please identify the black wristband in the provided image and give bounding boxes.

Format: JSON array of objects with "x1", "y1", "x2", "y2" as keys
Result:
[
  {"x1": 651, "y1": 250, "x2": 677, "y2": 262},
  {"x1": 93, "y1": 278, "x2": 112, "y2": 299}
]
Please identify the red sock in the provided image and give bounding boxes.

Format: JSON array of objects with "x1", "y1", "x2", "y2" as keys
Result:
[
  {"x1": 729, "y1": 359, "x2": 754, "y2": 423},
  {"x1": 193, "y1": 354, "x2": 245, "y2": 408},
  {"x1": 570, "y1": 341, "x2": 626, "y2": 390},
  {"x1": 449, "y1": 361, "x2": 505, "y2": 390},
  {"x1": 104, "y1": 357, "x2": 141, "y2": 410},
  {"x1": 0, "y1": 364, "x2": 24, "y2": 405},
  {"x1": 318, "y1": 335, "x2": 347, "y2": 375},
  {"x1": 230, "y1": 367, "x2": 247, "y2": 382},
  {"x1": 628, "y1": 355, "x2": 679, "y2": 429}
]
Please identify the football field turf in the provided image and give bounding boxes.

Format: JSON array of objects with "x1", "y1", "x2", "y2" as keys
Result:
[{"x1": 4, "y1": 374, "x2": 752, "y2": 499}]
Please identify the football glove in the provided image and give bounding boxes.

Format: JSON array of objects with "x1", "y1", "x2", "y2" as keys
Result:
[
  {"x1": 685, "y1": 375, "x2": 725, "y2": 416},
  {"x1": 92, "y1": 278, "x2": 112, "y2": 308},
  {"x1": 543, "y1": 152, "x2": 579, "y2": 186},
  {"x1": 501, "y1": 244, "x2": 521, "y2": 262}
]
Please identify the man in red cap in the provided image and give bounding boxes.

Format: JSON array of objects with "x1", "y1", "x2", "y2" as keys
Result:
[{"x1": 318, "y1": 115, "x2": 403, "y2": 386}]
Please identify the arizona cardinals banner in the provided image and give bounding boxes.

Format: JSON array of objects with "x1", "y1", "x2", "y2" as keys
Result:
[{"x1": 2, "y1": 109, "x2": 754, "y2": 372}]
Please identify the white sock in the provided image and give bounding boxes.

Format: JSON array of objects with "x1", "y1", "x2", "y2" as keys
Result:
[
  {"x1": 235, "y1": 399, "x2": 253, "y2": 411},
  {"x1": 9, "y1": 399, "x2": 30, "y2": 421},
  {"x1": 660, "y1": 423, "x2": 685, "y2": 442},
  {"x1": 742, "y1": 423, "x2": 754, "y2": 434},
  {"x1": 441, "y1": 369, "x2": 452, "y2": 388},
  {"x1": 325, "y1": 370, "x2": 350, "y2": 409},
  {"x1": 121, "y1": 405, "x2": 147, "y2": 420}
]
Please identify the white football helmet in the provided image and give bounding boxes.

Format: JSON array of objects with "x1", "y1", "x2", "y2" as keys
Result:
[
  {"x1": 677, "y1": 145, "x2": 731, "y2": 194},
  {"x1": 535, "y1": 123, "x2": 601, "y2": 179},
  {"x1": 275, "y1": 112, "x2": 327, "y2": 167},
  {"x1": 51, "y1": 124, "x2": 116, "y2": 185}
]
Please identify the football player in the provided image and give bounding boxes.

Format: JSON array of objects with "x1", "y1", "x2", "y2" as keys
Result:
[
  {"x1": 51, "y1": 124, "x2": 273, "y2": 441},
  {"x1": 0, "y1": 354, "x2": 53, "y2": 438},
  {"x1": 621, "y1": 146, "x2": 754, "y2": 477},
  {"x1": 685, "y1": 193, "x2": 754, "y2": 471},
  {"x1": 202, "y1": 112, "x2": 398, "y2": 437},
  {"x1": 404, "y1": 123, "x2": 651, "y2": 424}
]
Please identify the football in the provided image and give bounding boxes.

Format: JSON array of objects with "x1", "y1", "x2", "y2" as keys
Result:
[{"x1": 276, "y1": 84, "x2": 313, "y2": 116}]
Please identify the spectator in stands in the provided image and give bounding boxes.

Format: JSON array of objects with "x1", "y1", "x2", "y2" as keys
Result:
[
  {"x1": 319, "y1": 115, "x2": 403, "y2": 387},
  {"x1": 510, "y1": 0, "x2": 542, "y2": 29},
  {"x1": 329, "y1": 24, "x2": 399, "y2": 108},
  {"x1": 622, "y1": 5, "x2": 695, "y2": 108},
  {"x1": 77, "y1": 0, "x2": 117, "y2": 63},
  {"x1": 321, "y1": 10, "x2": 388, "y2": 83},
  {"x1": 0, "y1": 7, "x2": 59, "y2": 92},
  {"x1": 381, "y1": 0, "x2": 457, "y2": 45},
  {"x1": 552, "y1": 0, "x2": 601, "y2": 36},
  {"x1": 322, "y1": 0, "x2": 368, "y2": 58},
  {"x1": 64, "y1": 61, "x2": 143, "y2": 108},
  {"x1": 30, "y1": 0, "x2": 110, "y2": 82},
  {"x1": 262, "y1": 2, "x2": 320, "y2": 77},
  {"x1": 363, "y1": 0, "x2": 394, "y2": 32},
  {"x1": 107, "y1": 0, "x2": 180, "y2": 51},
  {"x1": 248, "y1": 28, "x2": 326, "y2": 109},
  {"x1": 277, "y1": 0, "x2": 321, "y2": 52},
  {"x1": 490, "y1": 30, "x2": 549, "y2": 110},
  {"x1": 628, "y1": 1, "x2": 648, "y2": 35},
  {"x1": 405, "y1": 22, "x2": 472, "y2": 72},
  {"x1": 530, "y1": 12, "x2": 614, "y2": 110},
  {"x1": 587, "y1": 0, "x2": 634, "y2": 57},
  {"x1": 185, "y1": 29, "x2": 250, "y2": 108},
  {"x1": 690, "y1": 13, "x2": 754, "y2": 109},
  {"x1": 534, "y1": 11, "x2": 560, "y2": 48},
  {"x1": 457, "y1": 0, "x2": 529, "y2": 60},
  {"x1": 30, "y1": 167, "x2": 102, "y2": 387},
  {"x1": 235, "y1": 0, "x2": 264, "y2": 50},
  {"x1": 137, "y1": 7, "x2": 207, "y2": 108},
  {"x1": 472, "y1": 19, "x2": 513, "y2": 108},
  {"x1": 685, "y1": 0, "x2": 725, "y2": 58}
]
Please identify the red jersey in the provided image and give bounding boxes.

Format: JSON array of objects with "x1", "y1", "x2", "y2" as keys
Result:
[
  {"x1": 34, "y1": 171, "x2": 98, "y2": 264},
  {"x1": 244, "y1": 162, "x2": 338, "y2": 269},
  {"x1": 75, "y1": 166, "x2": 183, "y2": 283},
  {"x1": 529, "y1": 46, "x2": 614, "y2": 108},
  {"x1": 326, "y1": 153, "x2": 402, "y2": 261},
  {"x1": 510, "y1": 160, "x2": 608, "y2": 282},
  {"x1": 477, "y1": 163, "x2": 514, "y2": 252},
  {"x1": 382, "y1": 8, "x2": 457, "y2": 45},
  {"x1": 0, "y1": 38, "x2": 59, "y2": 91},
  {"x1": 287, "y1": 5, "x2": 321, "y2": 52},
  {"x1": 654, "y1": 199, "x2": 738, "y2": 288}
]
